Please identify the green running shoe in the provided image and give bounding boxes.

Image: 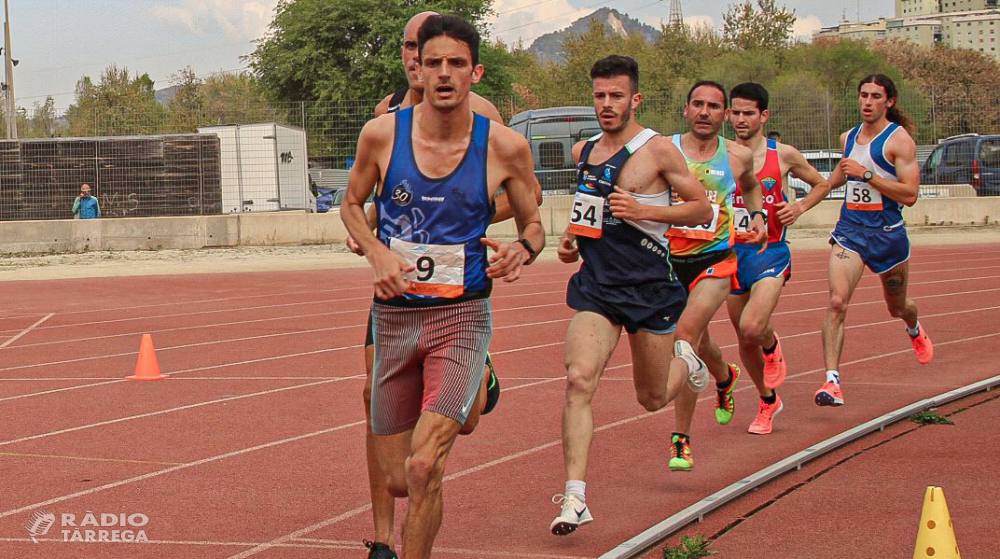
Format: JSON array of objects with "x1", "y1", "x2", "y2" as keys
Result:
[{"x1": 715, "y1": 364, "x2": 741, "y2": 425}]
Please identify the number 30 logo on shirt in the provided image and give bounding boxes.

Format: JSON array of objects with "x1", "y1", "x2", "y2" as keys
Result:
[{"x1": 391, "y1": 181, "x2": 414, "y2": 207}]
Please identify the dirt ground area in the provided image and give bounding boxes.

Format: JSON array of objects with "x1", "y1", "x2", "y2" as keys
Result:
[{"x1": 1, "y1": 225, "x2": 998, "y2": 282}]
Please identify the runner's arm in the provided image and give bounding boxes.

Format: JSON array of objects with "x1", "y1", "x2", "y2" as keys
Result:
[
  {"x1": 607, "y1": 138, "x2": 711, "y2": 226},
  {"x1": 826, "y1": 131, "x2": 851, "y2": 190},
  {"x1": 855, "y1": 131, "x2": 919, "y2": 206}
]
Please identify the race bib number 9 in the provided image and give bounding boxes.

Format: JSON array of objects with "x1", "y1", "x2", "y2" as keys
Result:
[
  {"x1": 668, "y1": 203, "x2": 721, "y2": 241},
  {"x1": 568, "y1": 192, "x2": 604, "y2": 238},
  {"x1": 389, "y1": 238, "x2": 465, "y2": 298},
  {"x1": 846, "y1": 181, "x2": 882, "y2": 211}
]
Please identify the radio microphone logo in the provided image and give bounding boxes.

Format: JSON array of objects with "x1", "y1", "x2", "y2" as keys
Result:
[{"x1": 25, "y1": 511, "x2": 56, "y2": 543}]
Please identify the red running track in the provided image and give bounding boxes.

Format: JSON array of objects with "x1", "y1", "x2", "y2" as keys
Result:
[{"x1": 0, "y1": 244, "x2": 998, "y2": 559}]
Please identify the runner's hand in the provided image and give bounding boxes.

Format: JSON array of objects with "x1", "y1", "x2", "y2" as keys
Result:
[
  {"x1": 748, "y1": 214, "x2": 768, "y2": 254},
  {"x1": 775, "y1": 201, "x2": 803, "y2": 227},
  {"x1": 557, "y1": 232, "x2": 579, "y2": 263},
  {"x1": 838, "y1": 158, "x2": 868, "y2": 179},
  {"x1": 346, "y1": 234, "x2": 364, "y2": 256},
  {"x1": 608, "y1": 186, "x2": 644, "y2": 220},
  {"x1": 482, "y1": 238, "x2": 528, "y2": 283},
  {"x1": 367, "y1": 247, "x2": 414, "y2": 300}
]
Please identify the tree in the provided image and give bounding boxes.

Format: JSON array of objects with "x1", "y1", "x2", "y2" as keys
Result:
[
  {"x1": 164, "y1": 68, "x2": 276, "y2": 133},
  {"x1": 722, "y1": 0, "x2": 796, "y2": 51},
  {"x1": 28, "y1": 96, "x2": 58, "y2": 138},
  {"x1": 64, "y1": 65, "x2": 167, "y2": 136},
  {"x1": 247, "y1": 0, "x2": 498, "y2": 103}
]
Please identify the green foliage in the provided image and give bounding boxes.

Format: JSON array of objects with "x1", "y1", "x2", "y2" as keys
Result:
[
  {"x1": 166, "y1": 68, "x2": 279, "y2": 132},
  {"x1": 247, "y1": 0, "x2": 496, "y2": 103},
  {"x1": 64, "y1": 65, "x2": 168, "y2": 136},
  {"x1": 909, "y1": 410, "x2": 955, "y2": 425},
  {"x1": 662, "y1": 534, "x2": 716, "y2": 559},
  {"x1": 722, "y1": 0, "x2": 796, "y2": 52}
]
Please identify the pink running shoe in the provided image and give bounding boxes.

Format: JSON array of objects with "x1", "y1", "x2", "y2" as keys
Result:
[
  {"x1": 814, "y1": 382, "x2": 844, "y2": 407},
  {"x1": 762, "y1": 333, "x2": 787, "y2": 390},
  {"x1": 911, "y1": 328, "x2": 934, "y2": 365},
  {"x1": 748, "y1": 395, "x2": 783, "y2": 435}
]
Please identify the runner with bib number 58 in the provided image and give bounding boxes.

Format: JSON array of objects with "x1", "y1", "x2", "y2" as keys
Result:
[{"x1": 816, "y1": 74, "x2": 933, "y2": 409}]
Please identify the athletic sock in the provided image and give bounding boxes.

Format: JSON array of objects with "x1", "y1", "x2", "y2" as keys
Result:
[
  {"x1": 762, "y1": 337, "x2": 778, "y2": 355},
  {"x1": 565, "y1": 480, "x2": 586, "y2": 503},
  {"x1": 716, "y1": 368, "x2": 734, "y2": 391},
  {"x1": 762, "y1": 391, "x2": 777, "y2": 405},
  {"x1": 672, "y1": 432, "x2": 690, "y2": 443},
  {"x1": 906, "y1": 322, "x2": 921, "y2": 338},
  {"x1": 826, "y1": 370, "x2": 841, "y2": 385}
]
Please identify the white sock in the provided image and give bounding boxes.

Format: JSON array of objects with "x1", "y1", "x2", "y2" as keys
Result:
[
  {"x1": 906, "y1": 322, "x2": 920, "y2": 337},
  {"x1": 826, "y1": 370, "x2": 841, "y2": 385},
  {"x1": 565, "y1": 480, "x2": 587, "y2": 502}
]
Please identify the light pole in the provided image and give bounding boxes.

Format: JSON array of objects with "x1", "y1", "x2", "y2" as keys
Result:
[{"x1": 3, "y1": 0, "x2": 15, "y2": 140}]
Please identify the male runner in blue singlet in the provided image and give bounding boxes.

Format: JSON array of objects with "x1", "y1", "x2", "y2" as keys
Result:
[
  {"x1": 816, "y1": 74, "x2": 933, "y2": 408},
  {"x1": 342, "y1": 15, "x2": 544, "y2": 559}
]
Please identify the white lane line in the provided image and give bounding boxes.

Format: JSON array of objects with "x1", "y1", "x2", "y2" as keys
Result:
[
  {"x1": 0, "y1": 314, "x2": 53, "y2": 348},
  {"x1": 0, "y1": 376, "x2": 361, "y2": 448}
]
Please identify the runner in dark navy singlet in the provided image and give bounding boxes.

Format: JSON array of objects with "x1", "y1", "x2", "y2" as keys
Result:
[
  {"x1": 551, "y1": 55, "x2": 713, "y2": 537},
  {"x1": 342, "y1": 16, "x2": 544, "y2": 559}
]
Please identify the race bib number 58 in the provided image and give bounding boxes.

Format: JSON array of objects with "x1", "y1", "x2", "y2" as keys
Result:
[
  {"x1": 389, "y1": 238, "x2": 465, "y2": 298},
  {"x1": 846, "y1": 181, "x2": 882, "y2": 211}
]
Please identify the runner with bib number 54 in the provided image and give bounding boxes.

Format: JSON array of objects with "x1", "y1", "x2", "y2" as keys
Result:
[{"x1": 816, "y1": 74, "x2": 933, "y2": 409}]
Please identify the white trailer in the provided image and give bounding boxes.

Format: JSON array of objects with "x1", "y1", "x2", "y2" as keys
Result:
[{"x1": 198, "y1": 123, "x2": 315, "y2": 213}]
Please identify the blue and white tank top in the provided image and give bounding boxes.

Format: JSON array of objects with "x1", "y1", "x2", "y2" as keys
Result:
[
  {"x1": 840, "y1": 122, "x2": 904, "y2": 229},
  {"x1": 376, "y1": 108, "x2": 495, "y2": 307}
]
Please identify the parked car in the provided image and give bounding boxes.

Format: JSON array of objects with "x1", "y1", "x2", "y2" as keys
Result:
[
  {"x1": 787, "y1": 149, "x2": 843, "y2": 200},
  {"x1": 508, "y1": 107, "x2": 601, "y2": 193},
  {"x1": 921, "y1": 133, "x2": 1000, "y2": 196}
]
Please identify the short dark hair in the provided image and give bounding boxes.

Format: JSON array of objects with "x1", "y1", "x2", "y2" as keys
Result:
[
  {"x1": 730, "y1": 82, "x2": 769, "y2": 111},
  {"x1": 590, "y1": 55, "x2": 639, "y2": 93},
  {"x1": 767, "y1": 131, "x2": 782, "y2": 140},
  {"x1": 418, "y1": 14, "x2": 480, "y2": 66},
  {"x1": 687, "y1": 80, "x2": 728, "y2": 109}
]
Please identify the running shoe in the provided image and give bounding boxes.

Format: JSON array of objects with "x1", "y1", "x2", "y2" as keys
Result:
[
  {"x1": 748, "y1": 395, "x2": 783, "y2": 435},
  {"x1": 550, "y1": 494, "x2": 593, "y2": 536},
  {"x1": 762, "y1": 333, "x2": 787, "y2": 390},
  {"x1": 715, "y1": 364, "x2": 741, "y2": 425},
  {"x1": 911, "y1": 328, "x2": 934, "y2": 365},
  {"x1": 814, "y1": 381, "x2": 844, "y2": 407},
  {"x1": 482, "y1": 353, "x2": 500, "y2": 415},
  {"x1": 364, "y1": 540, "x2": 397, "y2": 559},
  {"x1": 685, "y1": 353, "x2": 710, "y2": 393},
  {"x1": 668, "y1": 434, "x2": 694, "y2": 471}
]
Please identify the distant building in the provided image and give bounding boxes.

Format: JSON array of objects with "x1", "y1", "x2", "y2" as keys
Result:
[{"x1": 816, "y1": 0, "x2": 1000, "y2": 61}]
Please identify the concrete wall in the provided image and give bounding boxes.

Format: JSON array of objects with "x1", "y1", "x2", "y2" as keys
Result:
[{"x1": 2, "y1": 196, "x2": 998, "y2": 254}]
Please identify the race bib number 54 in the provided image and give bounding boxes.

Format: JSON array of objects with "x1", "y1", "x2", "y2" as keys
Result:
[
  {"x1": 389, "y1": 238, "x2": 465, "y2": 298},
  {"x1": 568, "y1": 192, "x2": 604, "y2": 238},
  {"x1": 846, "y1": 181, "x2": 882, "y2": 211}
]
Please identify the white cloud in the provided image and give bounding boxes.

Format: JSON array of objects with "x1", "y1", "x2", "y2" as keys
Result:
[
  {"x1": 147, "y1": 0, "x2": 279, "y2": 40},
  {"x1": 489, "y1": 0, "x2": 594, "y2": 46},
  {"x1": 792, "y1": 14, "x2": 824, "y2": 40},
  {"x1": 684, "y1": 14, "x2": 717, "y2": 30}
]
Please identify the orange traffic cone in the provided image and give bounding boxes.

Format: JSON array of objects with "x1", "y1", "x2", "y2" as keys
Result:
[{"x1": 127, "y1": 334, "x2": 166, "y2": 381}]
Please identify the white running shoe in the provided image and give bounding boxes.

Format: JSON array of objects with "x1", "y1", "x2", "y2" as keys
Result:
[
  {"x1": 685, "y1": 354, "x2": 710, "y2": 393},
  {"x1": 550, "y1": 494, "x2": 593, "y2": 536}
]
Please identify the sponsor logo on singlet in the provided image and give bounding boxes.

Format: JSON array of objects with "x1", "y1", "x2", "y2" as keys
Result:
[{"x1": 391, "y1": 181, "x2": 414, "y2": 207}]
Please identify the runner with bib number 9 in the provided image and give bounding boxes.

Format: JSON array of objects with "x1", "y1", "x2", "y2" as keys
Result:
[{"x1": 816, "y1": 74, "x2": 933, "y2": 409}]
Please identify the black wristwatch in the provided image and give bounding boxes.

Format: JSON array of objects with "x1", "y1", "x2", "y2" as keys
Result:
[
  {"x1": 861, "y1": 170, "x2": 874, "y2": 182},
  {"x1": 517, "y1": 238, "x2": 537, "y2": 264},
  {"x1": 750, "y1": 210, "x2": 768, "y2": 224}
]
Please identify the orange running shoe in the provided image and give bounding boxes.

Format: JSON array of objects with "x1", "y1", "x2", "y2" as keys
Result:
[
  {"x1": 762, "y1": 333, "x2": 787, "y2": 390},
  {"x1": 814, "y1": 381, "x2": 844, "y2": 407},
  {"x1": 911, "y1": 328, "x2": 934, "y2": 365},
  {"x1": 748, "y1": 395, "x2": 783, "y2": 435}
]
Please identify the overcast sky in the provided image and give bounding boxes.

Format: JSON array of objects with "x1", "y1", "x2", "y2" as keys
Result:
[{"x1": 8, "y1": 0, "x2": 893, "y2": 111}]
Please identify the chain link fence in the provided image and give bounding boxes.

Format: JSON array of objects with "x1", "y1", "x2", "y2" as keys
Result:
[{"x1": 3, "y1": 85, "x2": 999, "y2": 221}]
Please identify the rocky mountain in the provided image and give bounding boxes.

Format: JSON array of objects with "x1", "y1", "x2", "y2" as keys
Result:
[{"x1": 528, "y1": 8, "x2": 661, "y2": 64}]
